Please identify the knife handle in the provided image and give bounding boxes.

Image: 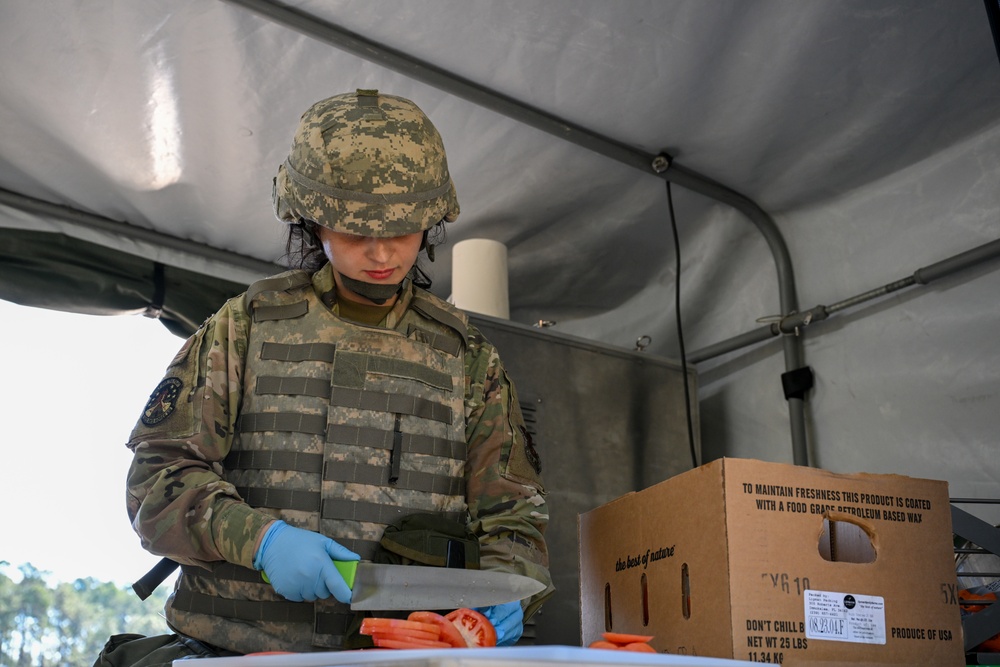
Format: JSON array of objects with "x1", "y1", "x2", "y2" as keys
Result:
[
  {"x1": 333, "y1": 559, "x2": 358, "y2": 589},
  {"x1": 261, "y1": 559, "x2": 358, "y2": 588}
]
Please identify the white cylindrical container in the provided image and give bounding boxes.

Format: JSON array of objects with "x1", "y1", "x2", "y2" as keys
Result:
[{"x1": 451, "y1": 238, "x2": 509, "y2": 319}]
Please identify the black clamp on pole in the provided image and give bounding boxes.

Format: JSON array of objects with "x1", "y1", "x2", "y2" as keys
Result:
[{"x1": 781, "y1": 366, "x2": 814, "y2": 401}]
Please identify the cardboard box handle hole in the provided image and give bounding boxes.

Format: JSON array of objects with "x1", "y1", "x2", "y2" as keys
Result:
[{"x1": 819, "y1": 517, "x2": 876, "y2": 563}]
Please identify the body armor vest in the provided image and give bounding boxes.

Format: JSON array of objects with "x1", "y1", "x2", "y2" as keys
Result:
[{"x1": 167, "y1": 271, "x2": 470, "y2": 652}]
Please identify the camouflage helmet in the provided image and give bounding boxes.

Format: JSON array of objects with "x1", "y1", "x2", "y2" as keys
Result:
[{"x1": 272, "y1": 89, "x2": 459, "y2": 237}]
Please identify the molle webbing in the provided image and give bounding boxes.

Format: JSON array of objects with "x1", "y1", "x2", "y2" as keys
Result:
[
  {"x1": 332, "y1": 352, "x2": 453, "y2": 390},
  {"x1": 172, "y1": 585, "x2": 354, "y2": 637},
  {"x1": 326, "y1": 424, "x2": 466, "y2": 459},
  {"x1": 233, "y1": 485, "x2": 464, "y2": 524},
  {"x1": 236, "y1": 486, "x2": 319, "y2": 511},
  {"x1": 170, "y1": 277, "x2": 470, "y2": 652},
  {"x1": 257, "y1": 375, "x2": 331, "y2": 398},
  {"x1": 173, "y1": 588, "x2": 313, "y2": 623},
  {"x1": 245, "y1": 381, "x2": 453, "y2": 424},
  {"x1": 329, "y1": 387, "x2": 452, "y2": 423},
  {"x1": 261, "y1": 341, "x2": 337, "y2": 362},
  {"x1": 323, "y1": 498, "x2": 464, "y2": 525},
  {"x1": 407, "y1": 325, "x2": 463, "y2": 357},
  {"x1": 225, "y1": 453, "x2": 464, "y2": 494},
  {"x1": 225, "y1": 449, "x2": 323, "y2": 474},
  {"x1": 229, "y1": 424, "x2": 466, "y2": 459},
  {"x1": 315, "y1": 612, "x2": 354, "y2": 639},
  {"x1": 260, "y1": 342, "x2": 452, "y2": 386},
  {"x1": 237, "y1": 412, "x2": 326, "y2": 435},
  {"x1": 237, "y1": 395, "x2": 450, "y2": 436},
  {"x1": 324, "y1": 460, "x2": 465, "y2": 496},
  {"x1": 253, "y1": 300, "x2": 308, "y2": 323},
  {"x1": 181, "y1": 562, "x2": 261, "y2": 584}
]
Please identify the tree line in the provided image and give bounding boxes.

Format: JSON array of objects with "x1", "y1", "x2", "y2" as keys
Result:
[{"x1": 1, "y1": 562, "x2": 170, "y2": 667}]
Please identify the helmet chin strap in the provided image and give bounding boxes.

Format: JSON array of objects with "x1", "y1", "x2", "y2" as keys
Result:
[{"x1": 337, "y1": 272, "x2": 402, "y2": 305}]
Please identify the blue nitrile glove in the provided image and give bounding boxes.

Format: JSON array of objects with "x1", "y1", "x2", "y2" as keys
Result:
[
  {"x1": 476, "y1": 601, "x2": 524, "y2": 646},
  {"x1": 253, "y1": 520, "x2": 359, "y2": 603}
]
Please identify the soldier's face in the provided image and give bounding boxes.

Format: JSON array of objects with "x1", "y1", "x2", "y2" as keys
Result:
[{"x1": 316, "y1": 226, "x2": 423, "y2": 305}]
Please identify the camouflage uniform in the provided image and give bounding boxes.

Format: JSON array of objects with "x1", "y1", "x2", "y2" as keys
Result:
[
  {"x1": 126, "y1": 263, "x2": 553, "y2": 653},
  {"x1": 127, "y1": 89, "x2": 551, "y2": 653}
]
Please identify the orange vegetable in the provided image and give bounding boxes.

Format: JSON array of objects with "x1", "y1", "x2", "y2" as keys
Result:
[
  {"x1": 603, "y1": 631, "x2": 654, "y2": 645},
  {"x1": 621, "y1": 641, "x2": 657, "y2": 652},
  {"x1": 588, "y1": 631, "x2": 657, "y2": 653}
]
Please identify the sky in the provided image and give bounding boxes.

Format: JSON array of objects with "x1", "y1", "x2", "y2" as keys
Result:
[{"x1": 0, "y1": 298, "x2": 185, "y2": 587}]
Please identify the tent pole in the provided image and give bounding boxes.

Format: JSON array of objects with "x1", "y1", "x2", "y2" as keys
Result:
[
  {"x1": 222, "y1": 0, "x2": 811, "y2": 465},
  {"x1": 0, "y1": 187, "x2": 280, "y2": 277},
  {"x1": 689, "y1": 237, "x2": 1000, "y2": 362}
]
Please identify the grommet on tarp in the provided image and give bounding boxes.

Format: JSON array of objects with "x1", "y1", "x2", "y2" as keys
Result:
[
  {"x1": 144, "y1": 262, "x2": 165, "y2": 319},
  {"x1": 781, "y1": 366, "x2": 814, "y2": 400}
]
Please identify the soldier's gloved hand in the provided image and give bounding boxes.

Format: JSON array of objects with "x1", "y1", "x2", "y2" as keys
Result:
[
  {"x1": 476, "y1": 601, "x2": 524, "y2": 646},
  {"x1": 253, "y1": 520, "x2": 359, "y2": 603}
]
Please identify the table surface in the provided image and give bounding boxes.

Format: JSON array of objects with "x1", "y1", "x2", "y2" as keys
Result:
[{"x1": 177, "y1": 645, "x2": 759, "y2": 667}]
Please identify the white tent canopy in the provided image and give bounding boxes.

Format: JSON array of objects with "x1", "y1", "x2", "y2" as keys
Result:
[{"x1": 2, "y1": 1, "x2": 999, "y2": 520}]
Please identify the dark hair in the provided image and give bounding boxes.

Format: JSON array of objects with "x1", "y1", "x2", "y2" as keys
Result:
[
  {"x1": 281, "y1": 220, "x2": 327, "y2": 272},
  {"x1": 281, "y1": 219, "x2": 448, "y2": 289}
]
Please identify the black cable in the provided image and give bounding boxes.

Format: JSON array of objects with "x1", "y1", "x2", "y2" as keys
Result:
[{"x1": 666, "y1": 181, "x2": 699, "y2": 469}]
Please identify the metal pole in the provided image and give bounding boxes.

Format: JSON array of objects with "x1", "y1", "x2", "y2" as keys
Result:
[
  {"x1": 0, "y1": 187, "x2": 281, "y2": 277},
  {"x1": 689, "y1": 237, "x2": 1000, "y2": 360}
]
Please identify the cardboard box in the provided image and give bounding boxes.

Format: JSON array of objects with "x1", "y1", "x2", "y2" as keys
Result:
[{"x1": 579, "y1": 458, "x2": 964, "y2": 666}]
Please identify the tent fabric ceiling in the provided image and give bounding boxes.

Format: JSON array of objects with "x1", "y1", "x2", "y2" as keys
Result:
[{"x1": 2, "y1": 1, "x2": 999, "y2": 506}]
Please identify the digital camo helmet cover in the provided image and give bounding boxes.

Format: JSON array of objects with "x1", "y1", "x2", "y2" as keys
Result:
[{"x1": 273, "y1": 89, "x2": 460, "y2": 237}]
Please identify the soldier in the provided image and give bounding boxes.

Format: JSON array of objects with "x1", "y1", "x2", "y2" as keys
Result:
[{"x1": 124, "y1": 89, "x2": 553, "y2": 657}]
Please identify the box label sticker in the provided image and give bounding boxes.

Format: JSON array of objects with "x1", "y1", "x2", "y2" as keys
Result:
[{"x1": 804, "y1": 590, "x2": 885, "y2": 645}]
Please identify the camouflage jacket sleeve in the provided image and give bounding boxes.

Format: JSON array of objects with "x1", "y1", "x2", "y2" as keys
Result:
[
  {"x1": 463, "y1": 324, "x2": 555, "y2": 618},
  {"x1": 125, "y1": 296, "x2": 274, "y2": 570}
]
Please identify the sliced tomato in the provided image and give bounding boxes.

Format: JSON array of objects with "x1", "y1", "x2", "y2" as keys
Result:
[
  {"x1": 372, "y1": 636, "x2": 452, "y2": 650},
  {"x1": 371, "y1": 626, "x2": 440, "y2": 641},
  {"x1": 360, "y1": 617, "x2": 440, "y2": 638},
  {"x1": 621, "y1": 642, "x2": 656, "y2": 653},
  {"x1": 408, "y1": 611, "x2": 467, "y2": 648},
  {"x1": 445, "y1": 608, "x2": 497, "y2": 647},
  {"x1": 587, "y1": 640, "x2": 620, "y2": 650},
  {"x1": 602, "y1": 631, "x2": 654, "y2": 645}
]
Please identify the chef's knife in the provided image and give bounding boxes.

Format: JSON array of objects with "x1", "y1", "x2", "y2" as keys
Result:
[{"x1": 333, "y1": 560, "x2": 545, "y2": 611}]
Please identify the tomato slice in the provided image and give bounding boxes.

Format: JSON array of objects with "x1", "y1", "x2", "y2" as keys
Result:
[
  {"x1": 360, "y1": 617, "x2": 440, "y2": 638},
  {"x1": 372, "y1": 626, "x2": 440, "y2": 641},
  {"x1": 445, "y1": 608, "x2": 497, "y2": 648},
  {"x1": 602, "y1": 631, "x2": 654, "y2": 645},
  {"x1": 587, "y1": 640, "x2": 619, "y2": 650},
  {"x1": 372, "y1": 636, "x2": 452, "y2": 649},
  {"x1": 407, "y1": 611, "x2": 467, "y2": 648}
]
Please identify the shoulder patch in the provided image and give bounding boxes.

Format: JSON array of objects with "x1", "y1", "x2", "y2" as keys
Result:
[{"x1": 140, "y1": 377, "x2": 184, "y2": 426}]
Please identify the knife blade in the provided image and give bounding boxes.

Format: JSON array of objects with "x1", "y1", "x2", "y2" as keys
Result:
[{"x1": 333, "y1": 560, "x2": 546, "y2": 611}]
